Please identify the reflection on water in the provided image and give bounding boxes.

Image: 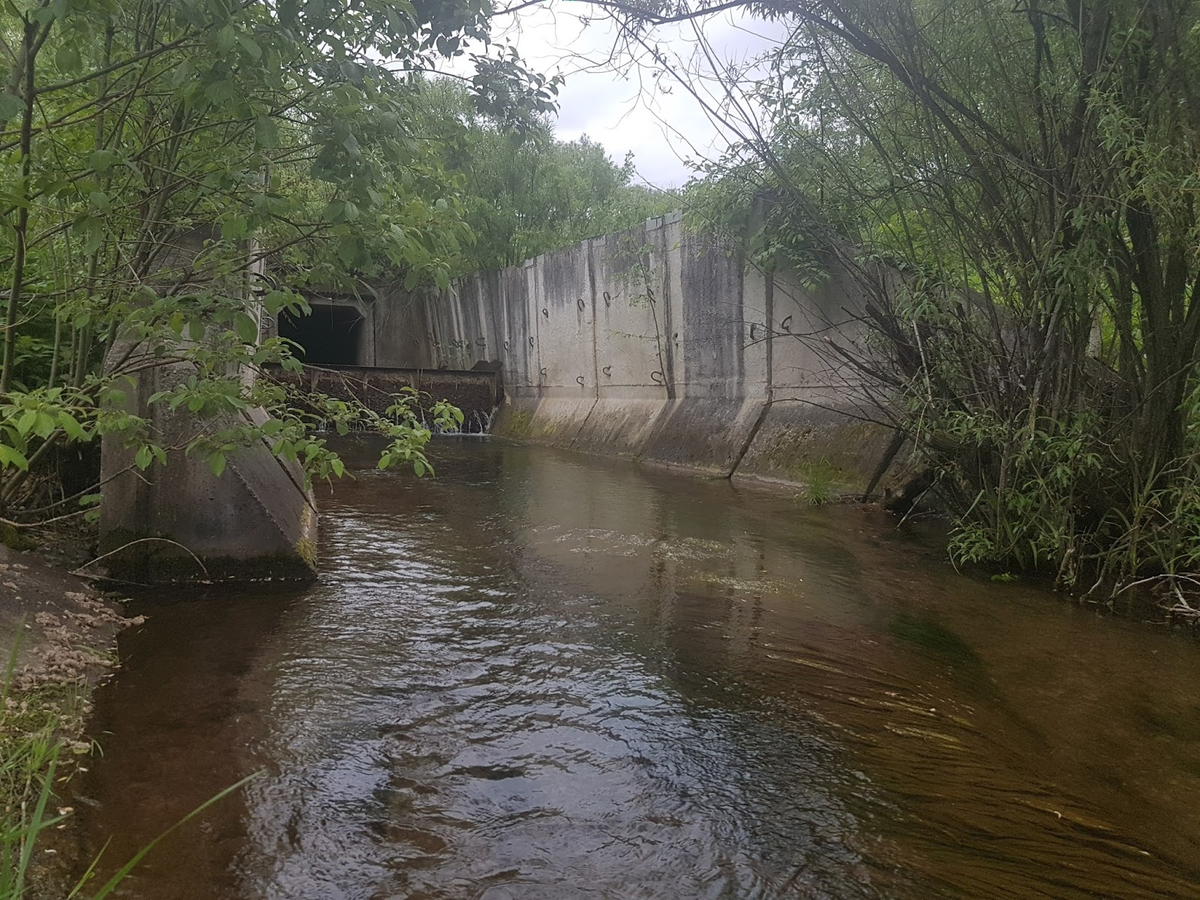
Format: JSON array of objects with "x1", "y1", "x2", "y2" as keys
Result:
[{"x1": 68, "y1": 440, "x2": 1200, "y2": 898}]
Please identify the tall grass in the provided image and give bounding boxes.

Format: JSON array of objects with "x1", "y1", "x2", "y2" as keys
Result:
[
  {"x1": 1, "y1": 631, "x2": 252, "y2": 898},
  {"x1": 800, "y1": 458, "x2": 842, "y2": 506},
  {"x1": 0, "y1": 627, "x2": 70, "y2": 899}
]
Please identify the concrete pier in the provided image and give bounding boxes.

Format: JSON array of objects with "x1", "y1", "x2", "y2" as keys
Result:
[{"x1": 99, "y1": 360, "x2": 318, "y2": 584}]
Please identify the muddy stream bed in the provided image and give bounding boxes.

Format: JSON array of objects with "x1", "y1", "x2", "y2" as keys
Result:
[{"x1": 62, "y1": 441, "x2": 1200, "y2": 899}]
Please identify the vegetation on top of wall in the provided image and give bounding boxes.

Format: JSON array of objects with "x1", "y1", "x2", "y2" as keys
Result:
[{"x1": 417, "y1": 80, "x2": 677, "y2": 275}]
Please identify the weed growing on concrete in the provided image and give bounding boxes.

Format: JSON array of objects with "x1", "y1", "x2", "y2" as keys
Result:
[
  {"x1": 803, "y1": 469, "x2": 833, "y2": 505},
  {"x1": 800, "y1": 458, "x2": 842, "y2": 505}
]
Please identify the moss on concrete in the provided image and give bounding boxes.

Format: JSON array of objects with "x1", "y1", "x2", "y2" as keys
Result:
[
  {"x1": 738, "y1": 416, "x2": 899, "y2": 499},
  {"x1": 492, "y1": 404, "x2": 534, "y2": 439},
  {"x1": 754, "y1": 428, "x2": 861, "y2": 493},
  {"x1": 492, "y1": 396, "x2": 901, "y2": 502},
  {"x1": 294, "y1": 507, "x2": 318, "y2": 569},
  {"x1": 295, "y1": 538, "x2": 317, "y2": 569},
  {"x1": 533, "y1": 417, "x2": 572, "y2": 441},
  {"x1": 492, "y1": 403, "x2": 582, "y2": 444},
  {"x1": 97, "y1": 527, "x2": 317, "y2": 584}
]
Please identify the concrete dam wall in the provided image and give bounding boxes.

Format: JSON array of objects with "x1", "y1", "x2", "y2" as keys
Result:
[{"x1": 378, "y1": 213, "x2": 906, "y2": 496}]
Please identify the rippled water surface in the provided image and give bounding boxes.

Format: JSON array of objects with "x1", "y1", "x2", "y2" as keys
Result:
[{"x1": 69, "y1": 441, "x2": 1200, "y2": 898}]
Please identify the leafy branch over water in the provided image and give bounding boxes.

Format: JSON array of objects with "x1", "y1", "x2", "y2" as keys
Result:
[{"x1": 0, "y1": 0, "x2": 556, "y2": 526}]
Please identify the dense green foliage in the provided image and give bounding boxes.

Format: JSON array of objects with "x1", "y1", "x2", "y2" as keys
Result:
[
  {"x1": 0, "y1": 0, "x2": 553, "y2": 525},
  {"x1": 608, "y1": 0, "x2": 1200, "y2": 607},
  {"x1": 418, "y1": 81, "x2": 674, "y2": 273}
]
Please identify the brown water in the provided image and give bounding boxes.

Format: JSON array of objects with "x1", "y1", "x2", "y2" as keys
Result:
[{"x1": 67, "y1": 441, "x2": 1200, "y2": 899}]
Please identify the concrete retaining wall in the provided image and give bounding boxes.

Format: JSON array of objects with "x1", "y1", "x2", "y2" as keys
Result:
[{"x1": 385, "y1": 213, "x2": 907, "y2": 497}]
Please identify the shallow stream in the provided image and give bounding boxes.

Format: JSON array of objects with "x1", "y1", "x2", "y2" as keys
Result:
[{"x1": 68, "y1": 441, "x2": 1200, "y2": 898}]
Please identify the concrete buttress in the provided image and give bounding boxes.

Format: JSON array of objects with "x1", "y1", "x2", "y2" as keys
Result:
[{"x1": 98, "y1": 353, "x2": 318, "y2": 585}]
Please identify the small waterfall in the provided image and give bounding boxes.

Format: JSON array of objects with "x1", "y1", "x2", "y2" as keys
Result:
[{"x1": 428, "y1": 404, "x2": 498, "y2": 437}]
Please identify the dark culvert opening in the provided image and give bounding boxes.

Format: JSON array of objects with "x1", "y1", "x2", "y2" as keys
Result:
[{"x1": 279, "y1": 304, "x2": 365, "y2": 366}]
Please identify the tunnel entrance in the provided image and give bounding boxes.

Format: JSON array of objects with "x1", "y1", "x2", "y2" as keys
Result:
[{"x1": 279, "y1": 303, "x2": 366, "y2": 366}]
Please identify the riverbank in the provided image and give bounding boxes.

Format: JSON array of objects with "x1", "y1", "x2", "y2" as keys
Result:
[{"x1": 0, "y1": 539, "x2": 140, "y2": 897}]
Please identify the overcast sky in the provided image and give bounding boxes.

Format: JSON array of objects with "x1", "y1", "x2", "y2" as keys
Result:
[{"x1": 482, "y1": 3, "x2": 787, "y2": 190}]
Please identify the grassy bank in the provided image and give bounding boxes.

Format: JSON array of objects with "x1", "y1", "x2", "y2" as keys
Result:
[
  {"x1": 0, "y1": 540, "x2": 138, "y2": 898},
  {"x1": 0, "y1": 661, "x2": 89, "y2": 900},
  {"x1": 1, "y1": 637, "x2": 255, "y2": 900}
]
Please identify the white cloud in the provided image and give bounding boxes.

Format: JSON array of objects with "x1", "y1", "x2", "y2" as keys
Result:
[{"x1": 484, "y1": 2, "x2": 789, "y2": 189}]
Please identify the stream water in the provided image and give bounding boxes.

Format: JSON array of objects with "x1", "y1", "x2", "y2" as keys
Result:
[{"x1": 67, "y1": 440, "x2": 1200, "y2": 899}]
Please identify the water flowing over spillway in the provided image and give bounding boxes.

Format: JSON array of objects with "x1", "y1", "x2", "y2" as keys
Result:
[{"x1": 66, "y1": 441, "x2": 1200, "y2": 899}]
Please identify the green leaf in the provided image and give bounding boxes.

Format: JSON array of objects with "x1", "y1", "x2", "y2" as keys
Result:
[
  {"x1": 337, "y1": 236, "x2": 365, "y2": 267},
  {"x1": 234, "y1": 312, "x2": 259, "y2": 344},
  {"x1": 254, "y1": 115, "x2": 279, "y2": 149},
  {"x1": 324, "y1": 200, "x2": 346, "y2": 222},
  {"x1": 220, "y1": 214, "x2": 249, "y2": 240},
  {"x1": 16, "y1": 410, "x2": 37, "y2": 438},
  {"x1": 87, "y1": 191, "x2": 111, "y2": 212},
  {"x1": 55, "y1": 44, "x2": 81, "y2": 72},
  {"x1": 75, "y1": 217, "x2": 104, "y2": 256},
  {"x1": 217, "y1": 24, "x2": 238, "y2": 54},
  {"x1": 278, "y1": 0, "x2": 299, "y2": 25},
  {"x1": 135, "y1": 445, "x2": 153, "y2": 470},
  {"x1": 0, "y1": 444, "x2": 29, "y2": 470},
  {"x1": 32, "y1": 412, "x2": 55, "y2": 439},
  {"x1": 237, "y1": 33, "x2": 262, "y2": 60},
  {"x1": 90, "y1": 149, "x2": 119, "y2": 174},
  {"x1": 209, "y1": 454, "x2": 227, "y2": 477},
  {"x1": 57, "y1": 414, "x2": 86, "y2": 441},
  {"x1": 263, "y1": 290, "x2": 292, "y2": 315},
  {"x1": 204, "y1": 80, "x2": 234, "y2": 105},
  {"x1": 0, "y1": 92, "x2": 21, "y2": 122}
]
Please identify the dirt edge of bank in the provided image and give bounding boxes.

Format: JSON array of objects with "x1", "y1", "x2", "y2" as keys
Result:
[{"x1": 1, "y1": 540, "x2": 143, "y2": 894}]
